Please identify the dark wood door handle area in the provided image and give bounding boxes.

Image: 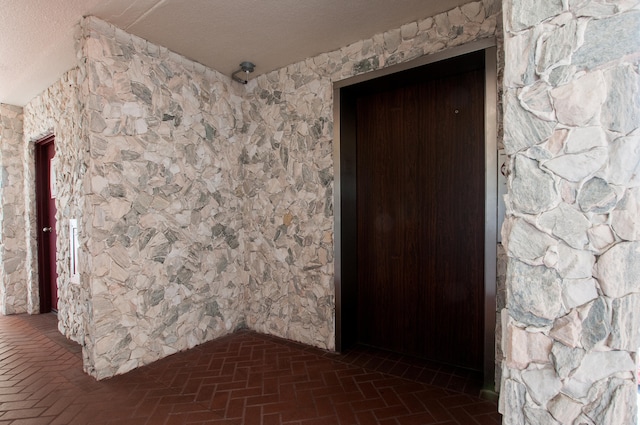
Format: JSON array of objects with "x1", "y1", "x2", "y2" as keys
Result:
[{"x1": 42, "y1": 227, "x2": 52, "y2": 233}]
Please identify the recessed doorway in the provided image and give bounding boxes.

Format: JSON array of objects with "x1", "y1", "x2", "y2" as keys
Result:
[
  {"x1": 35, "y1": 135, "x2": 58, "y2": 313},
  {"x1": 334, "y1": 41, "x2": 498, "y2": 389}
]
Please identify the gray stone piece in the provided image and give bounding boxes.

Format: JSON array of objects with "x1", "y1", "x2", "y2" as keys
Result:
[
  {"x1": 538, "y1": 203, "x2": 590, "y2": 249},
  {"x1": 90, "y1": 111, "x2": 107, "y2": 133},
  {"x1": 353, "y1": 57, "x2": 379, "y2": 74},
  {"x1": 608, "y1": 293, "x2": 640, "y2": 351},
  {"x1": 499, "y1": 378, "x2": 527, "y2": 424},
  {"x1": 593, "y1": 241, "x2": 640, "y2": 298},
  {"x1": 507, "y1": 260, "x2": 563, "y2": 326},
  {"x1": 505, "y1": 218, "x2": 556, "y2": 264},
  {"x1": 383, "y1": 29, "x2": 402, "y2": 52},
  {"x1": 573, "y1": 11, "x2": 640, "y2": 71},
  {"x1": 535, "y1": 20, "x2": 579, "y2": 78},
  {"x1": 508, "y1": 0, "x2": 563, "y2": 32},
  {"x1": 580, "y1": 297, "x2": 611, "y2": 350},
  {"x1": 510, "y1": 154, "x2": 559, "y2": 215},
  {"x1": 551, "y1": 341, "x2": 584, "y2": 379},
  {"x1": 577, "y1": 177, "x2": 618, "y2": 213},
  {"x1": 518, "y1": 81, "x2": 555, "y2": 121},
  {"x1": 547, "y1": 64, "x2": 577, "y2": 87},
  {"x1": 601, "y1": 65, "x2": 640, "y2": 135},
  {"x1": 503, "y1": 91, "x2": 556, "y2": 154}
]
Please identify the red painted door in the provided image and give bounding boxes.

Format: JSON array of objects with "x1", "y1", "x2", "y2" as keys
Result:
[{"x1": 35, "y1": 136, "x2": 58, "y2": 312}]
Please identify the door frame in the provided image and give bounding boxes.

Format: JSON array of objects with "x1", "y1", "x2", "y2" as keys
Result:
[{"x1": 333, "y1": 39, "x2": 498, "y2": 390}]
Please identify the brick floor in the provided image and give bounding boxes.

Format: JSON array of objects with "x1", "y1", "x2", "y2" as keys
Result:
[{"x1": 0, "y1": 313, "x2": 501, "y2": 424}]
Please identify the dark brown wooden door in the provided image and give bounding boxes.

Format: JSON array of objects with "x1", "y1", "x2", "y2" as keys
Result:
[
  {"x1": 355, "y1": 57, "x2": 485, "y2": 370},
  {"x1": 35, "y1": 136, "x2": 58, "y2": 313}
]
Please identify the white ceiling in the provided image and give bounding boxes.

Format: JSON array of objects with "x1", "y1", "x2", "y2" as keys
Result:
[{"x1": 0, "y1": 0, "x2": 470, "y2": 106}]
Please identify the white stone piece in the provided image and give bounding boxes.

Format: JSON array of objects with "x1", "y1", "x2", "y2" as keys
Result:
[
  {"x1": 587, "y1": 224, "x2": 615, "y2": 253},
  {"x1": 542, "y1": 147, "x2": 607, "y2": 183},
  {"x1": 564, "y1": 126, "x2": 608, "y2": 154},
  {"x1": 550, "y1": 309, "x2": 582, "y2": 348},
  {"x1": 563, "y1": 351, "x2": 635, "y2": 399},
  {"x1": 548, "y1": 393, "x2": 583, "y2": 424},
  {"x1": 522, "y1": 365, "x2": 563, "y2": 405},
  {"x1": 562, "y1": 278, "x2": 598, "y2": 309},
  {"x1": 611, "y1": 187, "x2": 640, "y2": 241},
  {"x1": 461, "y1": 2, "x2": 484, "y2": 23},
  {"x1": 555, "y1": 243, "x2": 595, "y2": 279},
  {"x1": 550, "y1": 71, "x2": 607, "y2": 127},
  {"x1": 601, "y1": 134, "x2": 640, "y2": 187},
  {"x1": 506, "y1": 324, "x2": 553, "y2": 368},
  {"x1": 538, "y1": 203, "x2": 590, "y2": 250},
  {"x1": 503, "y1": 30, "x2": 537, "y2": 87}
]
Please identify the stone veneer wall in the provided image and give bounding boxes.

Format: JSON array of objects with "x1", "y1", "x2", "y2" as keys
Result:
[
  {"x1": 6, "y1": 1, "x2": 505, "y2": 380},
  {"x1": 0, "y1": 104, "x2": 28, "y2": 314},
  {"x1": 499, "y1": 0, "x2": 639, "y2": 423},
  {"x1": 75, "y1": 0, "x2": 503, "y2": 378},
  {"x1": 243, "y1": 0, "x2": 503, "y2": 350},
  {"x1": 78, "y1": 17, "x2": 248, "y2": 378},
  {"x1": 22, "y1": 70, "x2": 86, "y2": 341}
]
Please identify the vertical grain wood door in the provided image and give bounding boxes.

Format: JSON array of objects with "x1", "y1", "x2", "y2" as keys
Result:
[{"x1": 355, "y1": 57, "x2": 485, "y2": 370}]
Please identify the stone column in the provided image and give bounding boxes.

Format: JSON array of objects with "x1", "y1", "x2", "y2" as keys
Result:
[
  {"x1": 0, "y1": 104, "x2": 28, "y2": 315},
  {"x1": 500, "y1": 0, "x2": 639, "y2": 424}
]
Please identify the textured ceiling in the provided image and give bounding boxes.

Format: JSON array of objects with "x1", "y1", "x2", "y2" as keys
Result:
[{"x1": 0, "y1": 0, "x2": 470, "y2": 106}]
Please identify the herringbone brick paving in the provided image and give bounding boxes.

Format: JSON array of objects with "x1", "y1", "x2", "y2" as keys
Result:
[{"x1": 0, "y1": 314, "x2": 501, "y2": 424}]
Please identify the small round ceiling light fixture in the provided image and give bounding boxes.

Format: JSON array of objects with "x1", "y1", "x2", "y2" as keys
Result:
[{"x1": 232, "y1": 61, "x2": 256, "y2": 84}]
